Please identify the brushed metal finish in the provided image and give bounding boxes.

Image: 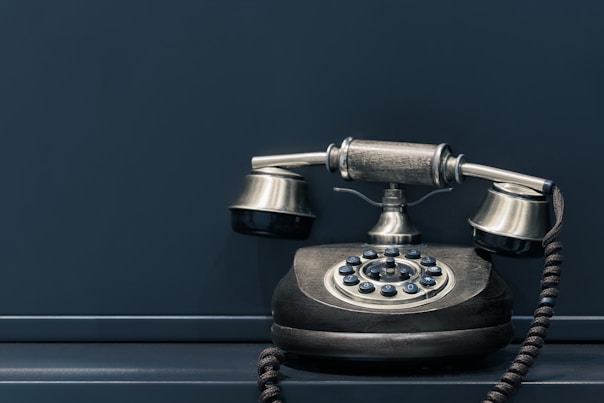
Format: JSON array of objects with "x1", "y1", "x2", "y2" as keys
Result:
[
  {"x1": 469, "y1": 183, "x2": 550, "y2": 241},
  {"x1": 229, "y1": 167, "x2": 315, "y2": 218},
  {"x1": 234, "y1": 138, "x2": 556, "y2": 246},
  {"x1": 243, "y1": 137, "x2": 554, "y2": 194},
  {"x1": 339, "y1": 138, "x2": 452, "y2": 186}
]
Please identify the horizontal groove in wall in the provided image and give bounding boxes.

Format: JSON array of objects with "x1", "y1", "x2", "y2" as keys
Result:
[{"x1": 0, "y1": 315, "x2": 600, "y2": 342}]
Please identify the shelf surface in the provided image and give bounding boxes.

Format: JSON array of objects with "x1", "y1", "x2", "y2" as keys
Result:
[{"x1": 0, "y1": 342, "x2": 602, "y2": 402}]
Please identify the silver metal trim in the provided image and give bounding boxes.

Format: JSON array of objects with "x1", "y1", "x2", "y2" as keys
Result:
[
  {"x1": 324, "y1": 251, "x2": 456, "y2": 309},
  {"x1": 251, "y1": 151, "x2": 327, "y2": 169},
  {"x1": 432, "y1": 143, "x2": 451, "y2": 187},
  {"x1": 453, "y1": 154, "x2": 466, "y2": 184},
  {"x1": 461, "y1": 162, "x2": 549, "y2": 193},
  {"x1": 338, "y1": 136, "x2": 354, "y2": 180}
]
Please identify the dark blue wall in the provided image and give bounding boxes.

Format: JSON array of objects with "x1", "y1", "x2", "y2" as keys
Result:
[{"x1": 0, "y1": 1, "x2": 601, "y2": 339}]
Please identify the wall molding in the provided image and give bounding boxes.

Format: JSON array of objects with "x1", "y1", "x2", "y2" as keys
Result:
[{"x1": 0, "y1": 315, "x2": 601, "y2": 342}]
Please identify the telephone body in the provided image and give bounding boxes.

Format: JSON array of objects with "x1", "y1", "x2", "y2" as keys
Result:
[
  {"x1": 230, "y1": 137, "x2": 558, "y2": 363},
  {"x1": 271, "y1": 243, "x2": 512, "y2": 361}
]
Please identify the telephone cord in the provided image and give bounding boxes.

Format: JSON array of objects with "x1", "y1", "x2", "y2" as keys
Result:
[
  {"x1": 257, "y1": 346, "x2": 286, "y2": 403},
  {"x1": 257, "y1": 186, "x2": 564, "y2": 403},
  {"x1": 482, "y1": 185, "x2": 564, "y2": 403}
]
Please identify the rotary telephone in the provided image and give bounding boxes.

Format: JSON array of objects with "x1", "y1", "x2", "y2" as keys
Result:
[{"x1": 229, "y1": 137, "x2": 564, "y2": 402}]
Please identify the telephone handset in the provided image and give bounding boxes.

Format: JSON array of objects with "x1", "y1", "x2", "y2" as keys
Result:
[{"x1": 229, "y1": 137, "x2": 564, "y2": 402}]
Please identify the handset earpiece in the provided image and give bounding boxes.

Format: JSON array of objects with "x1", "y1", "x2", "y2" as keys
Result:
[
  {"x1": 229, "y1": 167, "x2": 315, "y2": 239},
  {"x1": 469, "y1": 182, "x2": 551, "y2": 256}
]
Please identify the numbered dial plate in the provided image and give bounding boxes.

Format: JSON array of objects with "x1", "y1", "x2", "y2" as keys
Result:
[{"x1": 325, "y1": 247, "x2": 455, "y2": 309}]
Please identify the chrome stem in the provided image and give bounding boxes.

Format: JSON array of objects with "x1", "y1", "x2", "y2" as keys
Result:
[
  {"x1": 460, "y1": 163, "x2": 553, "y2": 194},
  {"x1": 252, "y1": 152, "x2": 328, "y2": 170}
]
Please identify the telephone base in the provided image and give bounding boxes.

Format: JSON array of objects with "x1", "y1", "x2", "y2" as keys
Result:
[
  {"x1": 272, "y1": 322, "x2": 513, "y2": 362},
  {"x1": 271, "y1": 243, "x2": 514, "y2": 361}
]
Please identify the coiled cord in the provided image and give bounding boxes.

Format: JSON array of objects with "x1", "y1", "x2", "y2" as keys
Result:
[
  {"x1": 257, "y1": 347, "x2": 286, "y2": 403},
  {"x1": 482, "y1": 185, "x2": 564, "y2": 402}
]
